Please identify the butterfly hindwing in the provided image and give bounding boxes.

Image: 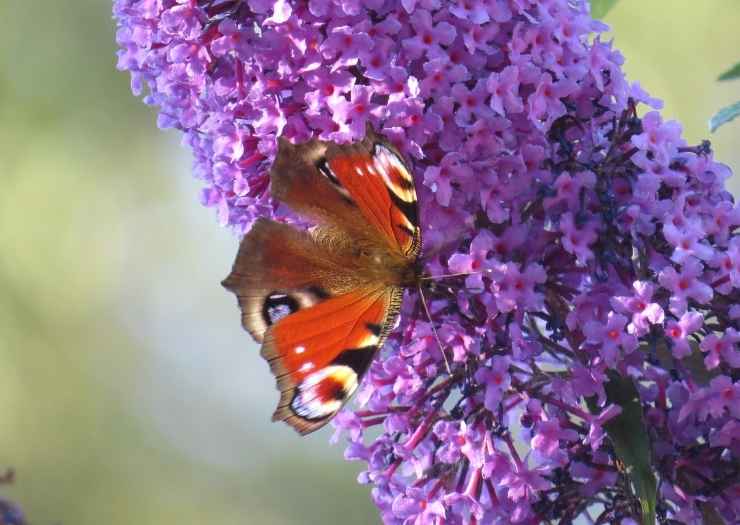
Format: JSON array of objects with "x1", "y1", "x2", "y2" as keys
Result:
[{"x1": 266, "y1": 286, "x2": 403, "y2": 434}]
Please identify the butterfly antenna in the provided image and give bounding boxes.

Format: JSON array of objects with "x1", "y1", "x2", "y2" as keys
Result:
[
  {"x1": 419, "y1": 269, "x2": 493, "y2": 282},
  {"x1": 416, "y1": 283, "x2": 452, "y2": 375}
]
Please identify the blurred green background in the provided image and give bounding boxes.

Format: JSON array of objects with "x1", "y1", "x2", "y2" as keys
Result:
[{"x1": 0, "y1": 1, "x2": 737, "y2": 524}]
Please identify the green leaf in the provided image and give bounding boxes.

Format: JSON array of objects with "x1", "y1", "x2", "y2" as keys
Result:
[
  {"x1": 590, "y1": 0, "x2": 619, "y2": 19},
  {"x1": 709, "y1": 100, "x2": 740, "y2": 133},
  {"x1": 587, "y1": 374, "x2": 656, "y2": 525},
  {"x1": 651, "y1": 340, "x2": 715, "y2": 386},
  {"x1": 718, "y1": 61, "x2": 740, "y2": 81}
]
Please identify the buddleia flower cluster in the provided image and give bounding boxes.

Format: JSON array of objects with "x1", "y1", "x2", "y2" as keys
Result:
[{"x1": 115, "y1": 0, "x2": 740, "y2": 522}]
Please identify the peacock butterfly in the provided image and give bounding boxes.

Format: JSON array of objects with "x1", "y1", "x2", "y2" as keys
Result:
[{"x1": 222, "y1": 124, "x2": 424, "y2": 435}]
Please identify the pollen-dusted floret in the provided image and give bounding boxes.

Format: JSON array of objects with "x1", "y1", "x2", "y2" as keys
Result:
[{"x1": 115, "y1": 0, "x2": 740, "y2": 523}]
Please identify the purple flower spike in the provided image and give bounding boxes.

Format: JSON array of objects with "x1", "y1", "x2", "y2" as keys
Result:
[{"x1": 115, "y1": 0, "x2": 740, "y2": 522}]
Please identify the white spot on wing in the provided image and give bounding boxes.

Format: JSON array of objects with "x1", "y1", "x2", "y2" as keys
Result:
[
  {"x1": 299, "y1": 362, "x2": 314, "y2": 373},
  {"x1": 294, "y1": 346, "x2": 305, "y2": 354}
]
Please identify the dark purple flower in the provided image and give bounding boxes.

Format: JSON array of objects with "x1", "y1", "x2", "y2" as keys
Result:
[
  {"x1": 329, "y1": 85, "x2": 385, "y2": 138},
  {"x1": 665, "y1": 311, "x2": 703, "y2": 359},
  {"x1": 528, "y1": 72, "x2": 577, "y2": 129},
  {"x1": 611, "y1": 281, "x2": 664, "y2": 336},
  {"x1": 489, "y1": 262, "x2": 546, "y2": 313},
  {"x1": 321, "y1": 25, "x2": 373, "y2": 69},
  {"x1": 559, "y1": 211, "x2": 598, "y2": 265},
  {"x1": 583, "y1": 313, "x2": 637, "y2": 367},
  {"x1": 658, "y1": 257, "x2": 714, "y2": 315},
  {"x1": 402, "y1": 9, "x2": 456, "y2": 60},
  {"x1": 420, "y1": 57, "x2": 469, "y2": 98},
  {"x1": 678, "y1": 375, "x2": 740, "y2": 423},
  {"x1": 474, "y1": 355, "x2": 511, "y2": 412},
  {"x1": 699, "y1": 329, "x2": 740, "y2": 370},
  {"x1": 450, "y1": 79, "x2": 492, "y2": 126},
  {"x1": 530, "y1": 419, "x2": 579, "y2": 459},
  {"x1": 486, "y1": 65, "x2": 523, "y2": 116},
  {"x1": 499, "y1": 463, "x2": 550, "y2": 503}
]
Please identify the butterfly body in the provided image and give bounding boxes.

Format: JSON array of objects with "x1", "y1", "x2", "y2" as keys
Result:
[{"x1": 223, "y1": 125, "x2": 421, "y2": 434}]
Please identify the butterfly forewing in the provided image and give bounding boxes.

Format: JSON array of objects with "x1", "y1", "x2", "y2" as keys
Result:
[
  {"x1": 223, "y1": 125, "x2": 421, "y2": 435},
  {"x1": 324, "y1": 140, "x2": 419, "y2": 256},
  {"x1": 271, "y1": 124, "x2": 421, "y2": 257}
]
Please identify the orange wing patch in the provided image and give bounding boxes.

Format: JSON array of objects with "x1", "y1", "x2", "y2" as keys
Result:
[{"x1": 262, "y1": 287, "x2": 399, "y2": 434}]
